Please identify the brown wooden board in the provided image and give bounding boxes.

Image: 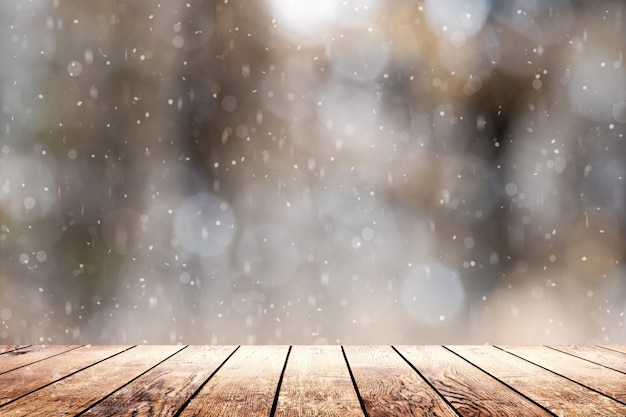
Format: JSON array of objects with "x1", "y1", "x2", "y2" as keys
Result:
[
  {"x1": 548, "y1": 345, "x2": 626, "y2": 373},
  {"x1": 0, "y1": 346, "x2": 29, "y2": 355},
  {"x1": 0, "y1": 345, "x2": 183, "y2": 416},
  {"x1": 500, "y1": 345, "x2": 626, "y2": 403},
  {"x1": 449, "y1": 345, "x2": 626, "y2": 417},
  {"x1": 0, "y1": 344, "x2": 80, "y2": 375},
  {"x1": 395, "y1": 345, "x2": 552, "y2": 417},
  {"x1": 178, "y1": 345, "x2": 288, "y2": 417},
  {"x1": 343, "y1": 345, "x2": 458, "y2": 417},
  {"x1": 0, "y1": 345, "x2": 132, "y2": 407},
  {"x1": 604, "y1": 345, "x2": 626, "y2": 354},
  {"x1": 82, "y1": 345, "x2": 237, "y2": 416},
  {"x1": 275, "y1": 345, "x2": 364, "y2": 417}
]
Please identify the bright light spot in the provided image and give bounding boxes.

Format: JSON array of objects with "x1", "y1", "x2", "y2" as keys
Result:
[
  {"x1": 505, "y1": 182, "x2": 518, "y2": 196},
  {"x1": 264, "y1": 0, "x2": 340, "y2": 45},
  {"x1": 172, "y1": 35, "x2": 185, "y2": 48},
  {"x1": 67, "y1": 61, "x2": 83, "y2": 76},
  {"x1": 23, "y1": 197, "x2": 36, "y2": 210},
  {"x1": 36, "y1": 250, "x2": 47, "y2": 262}
]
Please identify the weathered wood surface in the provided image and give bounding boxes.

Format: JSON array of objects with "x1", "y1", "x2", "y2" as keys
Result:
[
  {"x1": 180, "y1": 345, "x2": 287, "y2": 417},
  {"x1": 344, "y1": 345, "x2": 457, "y2": 417},
  {"x1": 274, "y1": 345, "x2": 363, "y2": 416},
  {"x1": 448, "y1": 345, "x2": 626, "y2": 417},
  {"x1": 396, "y1": 345, "x2": 553, "y2": 417},
  {"x1": 0, "y1": 345, "x2": 29, "y2": 355},
  {"x1": 548, "y1": 345, "x2": 626, "y2": 373},
  {"x1": 1, "y1": 345, "x2": 183, "y2": 416},
  {"x1": 84, "y1": 345, "x2": 237, "y2": 416},
  {"x1": 500, "y1": 345, "x2": 626, "y2": 403},
  {"x1": 605, "y1": 345, "x2": 626, "y2": 354},
  {"x1": 0, "y1": 345, "x2": 79, "y2": 375},
  {"x1": 0, "y1": 345, "x2": 624, "y2": 416}
]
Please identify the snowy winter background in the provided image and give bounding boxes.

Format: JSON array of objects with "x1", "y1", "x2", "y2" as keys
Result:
[{"x1": 1, "y1": 0, "x2": 625, "y2": 345}]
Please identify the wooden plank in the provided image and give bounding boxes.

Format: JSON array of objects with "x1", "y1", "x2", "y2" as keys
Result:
[
  {"x1": 0, "y1": 345, "x2": 183, "y2": 416},
  {"x1": 0, "y1": 345, "x2": 132, "y2": 407},
  {"x1": 449, "y1": 345, "x2": 626, "y2": 417},
  {"x1": 0, "y1": 346, "x2": 29, "y2": 355},
  {"x1": 343, "y1": 345, "x2": 457, "y2": 417},
  {"x1": 501, "y1": 345, "x2": 626, "y2": 403},
  {"x1": 0, "y1": 345, "x2": 80, "y2": 375},
  {"x1": 82, "y1": 345, "x2": 237, "y2": 416},
  {"x1": 395, "y1": 345, "x2": 552, "y2": 417},
  {"x1": 179, "y1": 345, "x2": 288, "y2": 417},
  {"x1": 603, "y1": 345, "x2": 626, "y2": 354},
  {"x1": 275, "y1": 345, "x2": 363, "y2": 417},
  {"x1": 548, "y1": 346, "x2": 626, "y2": 373}
]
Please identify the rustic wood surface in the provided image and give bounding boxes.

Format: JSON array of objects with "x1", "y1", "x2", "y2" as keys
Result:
[
  {"x1": 0, "y1": 345, "x2": 183, "y2": 416},
  {"x1": 83, "y1": 345, "x2": 236, "y2": 416},
  {"x1": 343, "y1": 345, "x2": 457, "y2": 417},
  {"x1": 180, "y1": 345, "x2": 287, "y2": 417},
  {"x1": 0, "y1": 345, "x2": 79, "y2": 375},
  {"x1": 0, "y1": 345, "x2": 29, "y2": 355},
  {"x1": 605, "y1": 345, "x2": 626, "y2": 354},
  {"x1": 275, "y1": 345, "x2": 363, "y2": 416},
  {"x1": 448, "y1": 345, "x2": 626, "y2": 417},
  {"x1": 548, "y1": 345, "x2": 626, "y2": 373},
  {"x1": 500, "y1": 345, "x2": 626, "y2": 403},
  {"x1": 0, "y1": 345, "x2": 624, "y2": 416},
  {"x1": 396, "y1": 345, "x2": 554, "y2": 417}
]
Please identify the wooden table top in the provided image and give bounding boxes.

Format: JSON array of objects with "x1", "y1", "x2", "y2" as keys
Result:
[{"x1": 0, "y1": 345, "x2": 624, "y2": 416}]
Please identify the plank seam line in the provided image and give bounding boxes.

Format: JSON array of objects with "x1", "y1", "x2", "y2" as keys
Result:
[
  {"x1": 545, "y1": 345, "x2": 626, "y2": 376},
  {"x1": 0, "y1": 345, "x2": 137, "y2": 410},
  {"x1": 74, "y1": 345, "x2": 189, "y2": 416},
  {"x1": 0, "y1": 345, "x2": 83, "y2": 376},
  {"x1": 340, "y1": 346, "x2": 369, "y2": 417},
  {"x1": 442, "y1": 346, "x2": 559, "y2": 417},
  {"x1": 392, "y1": 346, "x2": 462, "y2": 417},
  {"x1": 494, "y1": 345, "x2": 626, "y2": 406},
  {"x1": 597, "y1": 345, "x2": 626, "y2": 356},
  {"x1": 0, "y1": 345, "x2": 31, "y2": 357},
  {"x1": 173, "y1": 345, "x2": 240, "y2": 417},
  {"x1": 269, "y1": 345, "x2": 292, "y2": 417}
]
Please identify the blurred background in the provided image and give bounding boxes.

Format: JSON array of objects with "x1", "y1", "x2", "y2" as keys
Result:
[{"x1": 1, "y1": 0, "x2": 625, "y2": 345}]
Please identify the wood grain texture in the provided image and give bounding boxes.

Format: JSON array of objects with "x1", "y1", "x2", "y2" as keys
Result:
[
  {"x1": 0, "y1": 345, "x2": 131, "y2": 407},
  {"x1": 0, "y1": 344, "x2": 79, "y2": 375},
  {"x1": 396, "y1": 345, "x2": 552, "y2": 417},
  {"x1": 275, "y1": 345, "x2": 363, "y2": 417},
  {"x1": 343, "y1": 345, "x2": 457, "y2": 417},
  {"x1": 548, "y1": 345, "x2": 626, "y2": 373},
  {"x1": 83, "y1": 345, "x2": 237, "y2": 416},
  {"x1": 179, "y1": 345, "x2": 288, "y2": 417},
  {"x1": 449, "y1": 345, "x2": 626, "y2": 417},
  {"x1": 0, "y1": 346, "x2": 29, "y2": 355},
  {"x1": 1, "y1": 345, "x2": 624, "y2": 415},
  {"x1": 603, "y1": 345, "x2": 626, "y2": 354},
  {"x1": 500, "y1": 345, "x2": 626, "y2": 403},
  {"x1": 0, "y1": 345, "x2": 183, "y2": 416}
]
